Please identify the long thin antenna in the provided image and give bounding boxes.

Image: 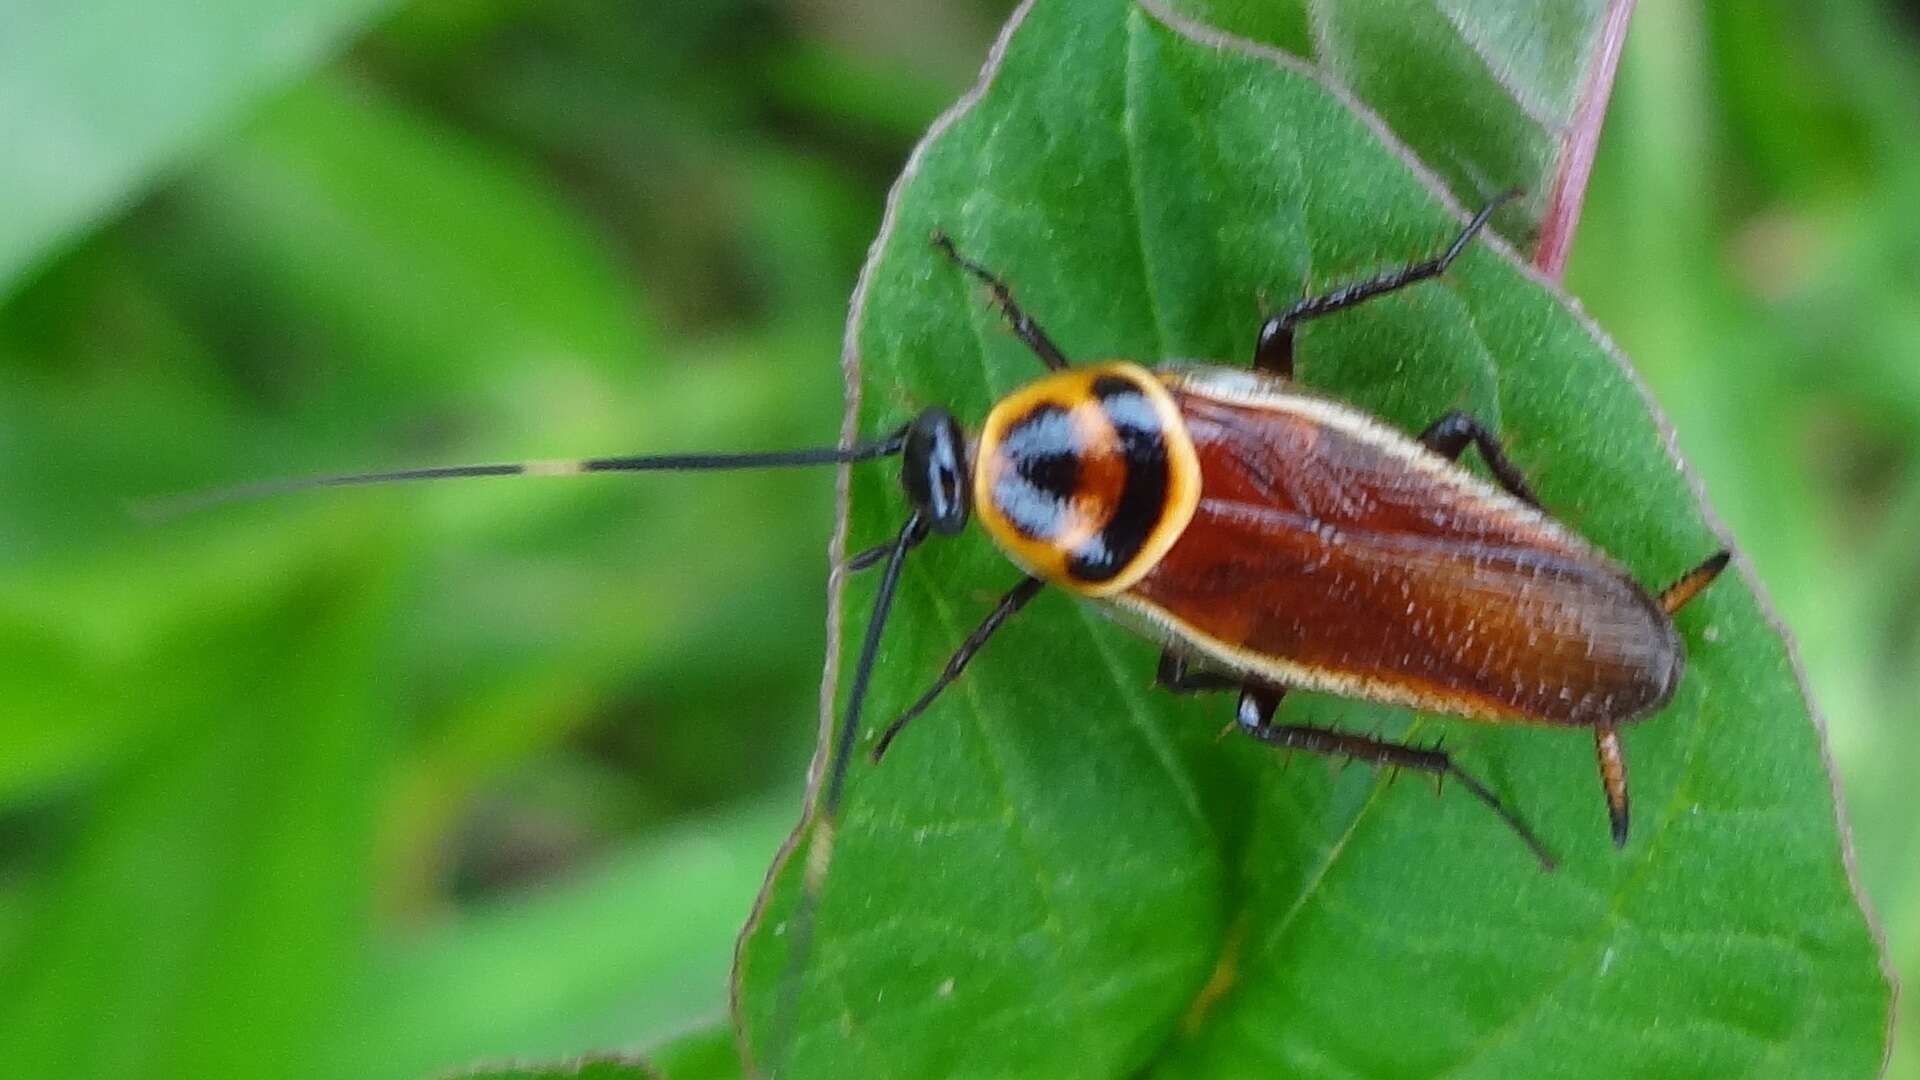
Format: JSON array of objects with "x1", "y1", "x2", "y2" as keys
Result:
[
  {"x1": 133, "y1": 428, "x2": 910, "y2": 521},
  {"x1": 772, "y1": 509, "x2": 927, "y2": 1070}
]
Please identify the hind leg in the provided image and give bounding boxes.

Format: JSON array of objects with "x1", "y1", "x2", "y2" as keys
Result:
[{"x1": 1153, "y1": 649, "x2": 1556, "y2": 870}]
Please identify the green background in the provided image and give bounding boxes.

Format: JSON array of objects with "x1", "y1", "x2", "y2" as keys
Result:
[{"x1": 0, "y1": 0, "x2": 1914, "y2": 1076}]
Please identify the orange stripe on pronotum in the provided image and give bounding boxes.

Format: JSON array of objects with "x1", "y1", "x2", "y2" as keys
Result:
[{"x1": 143, "y1": 189, "x2": 1729, "y2": 1065}]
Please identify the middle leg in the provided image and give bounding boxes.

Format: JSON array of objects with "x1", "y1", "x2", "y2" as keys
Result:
[{"x1": 1417, "y1": 410, "x2": 1540, "y2": 507}]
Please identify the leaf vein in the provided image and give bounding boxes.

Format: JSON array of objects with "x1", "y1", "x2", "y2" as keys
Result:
[{"x1": 1122, "y1": 9, "x2": 1172, "y2": 358}]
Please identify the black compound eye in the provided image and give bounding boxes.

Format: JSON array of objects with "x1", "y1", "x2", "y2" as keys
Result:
[
  {"x1": 936, "y1": 457, "x2": 964, "y2": 512},
  {"x1": 902, "y1": 408, "x2": 972, "y2": 535}
]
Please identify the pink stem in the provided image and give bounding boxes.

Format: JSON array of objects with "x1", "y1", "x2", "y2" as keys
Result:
[{"x1": 1533, "y1": 0, "x2": 1638, "y2": 277}]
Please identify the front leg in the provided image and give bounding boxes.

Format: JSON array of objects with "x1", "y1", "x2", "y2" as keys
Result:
[
  {"x1": 932, "y1": 231, "x2": 1071, "y2": 372},
  {"x1": 869, "y1": 576, "x2": 1045, "y2": 762}
]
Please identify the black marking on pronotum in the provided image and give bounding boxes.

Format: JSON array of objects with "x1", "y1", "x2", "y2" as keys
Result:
[
  {"x1": 992, "y1": 402, "x2": 1081, "y2": 540},
  {"x1": 1065, "y1": 373, "x2": 1170, "y2": 583}
]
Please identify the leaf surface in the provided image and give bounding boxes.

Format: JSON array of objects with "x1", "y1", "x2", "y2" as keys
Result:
[
  {"x1": 1164, "y1": 0, "x2": 1627, "y2": 256},
  {"x1": 733, "y1": 1, "x2": 1890, "y2": 1077},
  {"x1": 448, "y1": 1021, "x2": 742, "y2": 1080},
  {"x1": 453, "y1": 1059, "x2": 655, "y2": 1080}
]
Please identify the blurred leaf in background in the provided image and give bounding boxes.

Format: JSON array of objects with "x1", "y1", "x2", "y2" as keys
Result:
[
  {"x1": 0, "y1": 1, "x2": 1002, "y2": 1077},
  {"x1": 0, "y1": 0, "x2": 400, "y2": 285},
  {"x1": 1, "y1": 0, "x2": 1917, "y2": 1077}
]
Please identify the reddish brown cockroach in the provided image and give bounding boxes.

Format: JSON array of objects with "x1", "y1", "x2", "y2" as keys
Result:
[
  {"x1": 150, "y1": 193, "x2": 1727, "y2": 1047},
  {"x1": 153, "y1": 191, "x2": 1725, "y2": 865},
  {"x1": 847, "y1": 192, "x2": 1728, "y2": 873}
]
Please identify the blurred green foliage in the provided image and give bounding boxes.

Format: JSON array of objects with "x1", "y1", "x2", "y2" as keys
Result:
[{"x1": 0, "y1": 0, "x2": 1915, "y2": 1077}]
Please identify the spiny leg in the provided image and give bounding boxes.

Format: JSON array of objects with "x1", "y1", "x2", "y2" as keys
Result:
[
  {"x1": 1152, "y1": 653, "x2": 1556, "y2": 869},
  {"x1": 931, "y1": 230, "x2": 1070, "y2": 371},
  {"x1": 1233, "y1": 689, "x2": 1558, "y2": 871},
  {"x1": 1253, "y1": 189, "x2": 1519, "y2": 378},
  {"x1": 1588, "y1": 549, "x2": 1731, "y2": 847},
  {"x1": 1417, "y1": 410, "x2": 1541, "y2": 507},
  {"x1": 869, "y1": 576, "x2": 1045, "y2": 762}
]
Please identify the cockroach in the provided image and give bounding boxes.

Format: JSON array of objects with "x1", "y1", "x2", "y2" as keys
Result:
[
  {"x1": 834, "y1": 192, "x2": 1725, "y2": 875},
  {"x1": 149, "y1": 192, "x2": 1727, "y2": 1018}
]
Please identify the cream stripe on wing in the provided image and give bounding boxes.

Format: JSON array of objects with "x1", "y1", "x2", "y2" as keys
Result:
[{"x1": 1154, "y1": 362, "x2": 1591, "y2": 555}]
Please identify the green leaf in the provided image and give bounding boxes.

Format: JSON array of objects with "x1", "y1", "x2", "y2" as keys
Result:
[
  {"x1": 451, "y1": 1058, "x2": 655, "y2": 1080},
  {"x1": 1162, "y1": 0, "x2": 1627, "y2": 259},
  {"x1": 0, "y1": 0, "x2": 404, "y2": 293},
  {"x1": 644, "y1": 1025, "x2": 746, "y2": 1080},
  {"x1": 0, "y1": 71, "x2": 662, "y2": 804},
  {"x1": 322, "y1": 804, "x2": 790, "y2": 1080},
  {"x1": 734, "y1": 2, "x2": 1890, "y2": 1077},
  {"x1": 0, "y1": 535, "x2": 390, "y2": 1080},
  {"x1": 162, "y1": 75, "x2": 656, "y2": 394},
  {"x1": 447, "y1": 1023, "x2": 742, "y2": 1080}
]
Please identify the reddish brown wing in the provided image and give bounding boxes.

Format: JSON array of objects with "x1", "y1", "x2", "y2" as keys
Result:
[{"x1": 1119, "y1": 376, "x2": 1680, "y2": 726}]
